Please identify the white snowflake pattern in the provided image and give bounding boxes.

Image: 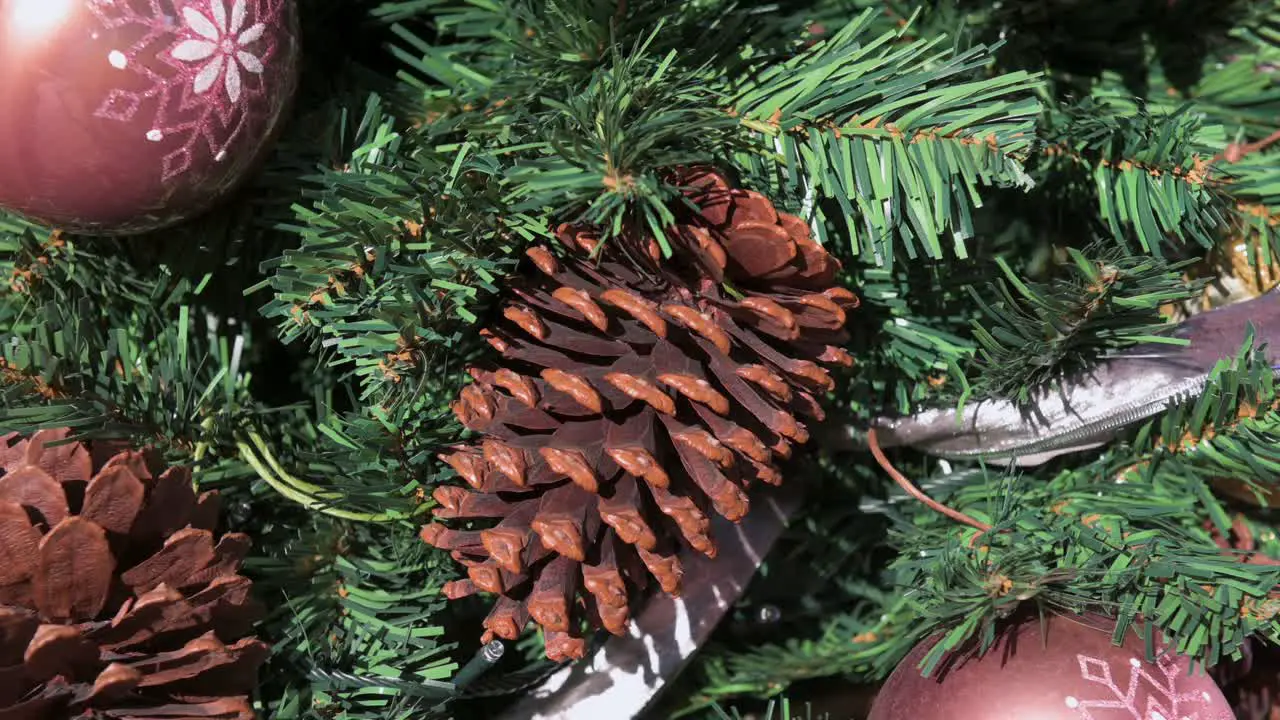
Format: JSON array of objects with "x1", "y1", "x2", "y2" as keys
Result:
[
  {"x1": 1062, "y1": 653, "x2": 1234, "y2": 720},
  {"x1": 170, "y1": 0, "x2": 267, "y2": 104},
  {"x1": 90, "y1": 0, "x2": 291, "y2": 181}
]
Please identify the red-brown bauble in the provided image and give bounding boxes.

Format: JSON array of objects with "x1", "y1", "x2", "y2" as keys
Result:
[
  {"x1": 1215, "y1": 639, "x2": 1280, "y2": 720},
  {"x1": 869, "y1": 613, "x2": 1235, "y2": 720},
  {"x1": 0, "y1": 0, "x2": 299, "y2": 234}
]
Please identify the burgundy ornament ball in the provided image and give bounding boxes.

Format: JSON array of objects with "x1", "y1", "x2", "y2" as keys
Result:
[
  {"x1": 0, "y1": 0, "x2": 299, "y2": 234},
  {"x1": 870, "y1": 613, "x2": 1235, "y2": 720}
]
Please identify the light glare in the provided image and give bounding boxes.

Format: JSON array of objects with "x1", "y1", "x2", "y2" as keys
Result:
[{"x1": 6, "y1": 0, "x2": 77, "y2": 40}]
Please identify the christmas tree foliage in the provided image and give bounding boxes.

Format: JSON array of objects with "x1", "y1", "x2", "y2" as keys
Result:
[{"x1": 5, "y1": 0, "x2": 1280, "y2": 717}]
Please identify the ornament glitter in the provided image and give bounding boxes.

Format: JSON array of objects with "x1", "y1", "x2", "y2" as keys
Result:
[
  {"x1": 0, "y1": 0, "x2": 299, "y2": 234},
  {"x1": 869, "y1": 613, "x2": 1234, "y2": 720}
]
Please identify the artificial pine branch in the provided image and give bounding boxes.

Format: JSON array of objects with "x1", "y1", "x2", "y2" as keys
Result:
[
  {"x1": 1219, "y1": 159, "x2": 1280, "y2": 262},
  {"x1": 729, "y1": 9, "x2": 1040, "y2": 262},
  {"x1": 962, "y1": 244, "x2": 1205, "y2": 402},
  {"x1": 1035, "y1": 100, "x2": 1230, "y2": 255},
  {"x1": 1093, "y1": 53, "x2": 1280, "y2": 141},
  {"x1": 0, "y1": 229, "x2": 267, "y2": 455},
  {"x1": 234, "y1": 510, "x2": 460, "y2": 719},
  {"x1": 837, "y1": 260, "x2": 980, "y2": 415}
]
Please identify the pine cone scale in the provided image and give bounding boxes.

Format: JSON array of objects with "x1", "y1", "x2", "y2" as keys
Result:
[
  {"x1": 188, "y1": 576, "x2": 260, "y2": 641},
  {"x1": 481, "y1": 596, "x2": 530, "y2": 642},
  {"x1": 35, "y1": 517, "x2": 114, "y2": 623},
  {"x1": 184, "y1": 534, "x2": 252, "y2": 590},
  {"x1": 87, "y1": 585, "x2": 187, "y2": 651},
  {"x1": 80, "y1": 465, "x2": 146, "y2": 536},
  {"x1": 0, "y1": 503, "x2": 39, "y2": 590},
  {"x1": 0, "y1": 467, "x2": 69, "y2": 528},
  {"x1": 531, "y1": 483, "x2": 594, "y2": 561},
  {"x1": 597, "y1": 475, "x2": 658, "y2": 550},
  {"x1": 480, "y1": 527, "x2": 529, "y2": 572},
  {"x1": 87, "y1": 663, "x2": 142, "y2": 703},
  {"x1": 0, "y1": 605, "x2": 35, "y2": 649},
  {"x1": 120, "y1": 528, "x2": 218, "y2": 595},
  {"x1": 131, "y1": 633, "x2": 262, "y2": 689},
  {"x1": 582, "y1": 542, "x2": 627, "y2": 608},
  {"x1": 131, "y1": 469, "x2": 198, "y2": 543},
  {"x1": 98, "y1": 698, "x2": 254, "y2": 719},
  {"x1": 24, "y1": 624, "x2": 97, "y2": 682}
]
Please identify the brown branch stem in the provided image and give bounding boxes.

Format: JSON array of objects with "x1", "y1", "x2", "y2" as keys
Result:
[
  {"x1": 866, "y1": 428, "x2": 993, "y2": 534},
  {"x1": 1216, "y1": 127, "x2": 1280, "y2": 165}
]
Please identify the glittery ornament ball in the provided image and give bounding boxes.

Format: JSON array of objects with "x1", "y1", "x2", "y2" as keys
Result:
[
  {"x1": 0, "y1": 0, "x2": 299, "y2": 234},
  {"x1": 869, "y1": 613, "x2": 1235, "y2": 720}
]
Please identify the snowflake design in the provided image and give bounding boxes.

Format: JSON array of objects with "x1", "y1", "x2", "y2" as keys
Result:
[
  {"x1": 170, "y1": 1, "x2": 267, "y2": 104},
  {"x1": 1062, "y1": 653, "x2": 1234, "y2": 720},
  {"x1": 90, "y1": 0, "x2": 290, "y2": 181}
]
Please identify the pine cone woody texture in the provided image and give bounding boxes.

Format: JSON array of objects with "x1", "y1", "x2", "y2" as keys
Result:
[
  {"x1": 0, "y1": 429, "x2": 267, "y2": 720},
  {"x1": 425, "y1": 169, "x2": 857, "y2": 660}
]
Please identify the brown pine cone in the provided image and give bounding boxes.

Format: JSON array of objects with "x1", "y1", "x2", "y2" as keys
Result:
[
  {"x1": 425, "y1": 169, "x2": 856, "y2": 660},
  {"x1": 0, "y1": 429, "x2": 267, "y2": 719}
]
